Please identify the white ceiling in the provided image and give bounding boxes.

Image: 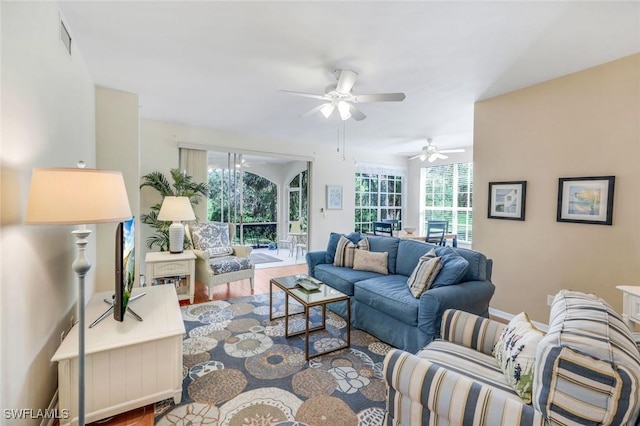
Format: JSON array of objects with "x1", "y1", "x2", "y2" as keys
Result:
[{"x1": 58, "y1": 1, "x2": 640, "y2": 156}]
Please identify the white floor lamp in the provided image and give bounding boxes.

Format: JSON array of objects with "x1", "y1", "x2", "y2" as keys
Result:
[{"x1": 25, "y1": 166, "x2": 132, "y2": 426}]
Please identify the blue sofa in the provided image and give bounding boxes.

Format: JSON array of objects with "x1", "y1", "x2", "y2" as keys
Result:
[{"x1": 306, "y1": 233, "x2": 495, "y2": 353}]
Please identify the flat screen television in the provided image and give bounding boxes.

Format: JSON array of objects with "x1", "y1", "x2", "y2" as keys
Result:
[{"x1": 114, "y1": 217, "x2": 135, "y2": 322}]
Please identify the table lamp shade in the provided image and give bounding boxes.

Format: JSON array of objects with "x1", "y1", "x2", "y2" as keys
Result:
[
  {"x1": 25, "y1": 168, "x2": 132, "y2": 224},
  {"x1": 157, "y1": 196, "x2": 196, "y2": 222}
]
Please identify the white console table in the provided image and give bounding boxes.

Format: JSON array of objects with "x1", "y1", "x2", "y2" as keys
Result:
[
  {"x1": 617, "y1": 285, "x2": 640, "y2": 331},
  {"x1": 52, "y1": 285, "x2": 185, "y2": 426}
]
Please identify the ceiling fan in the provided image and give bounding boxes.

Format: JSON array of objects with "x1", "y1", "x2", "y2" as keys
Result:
[
  {"x1": 409, "y1": 139, "x2": 465, "y2": 162},
  {"x1": 280, "y1": 69, "x2": 406, "y2": 121}
]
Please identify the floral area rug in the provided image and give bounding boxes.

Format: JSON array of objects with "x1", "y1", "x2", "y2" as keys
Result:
[{"x1": 154, "y1": 292, "x2": 392, "y2": 426}]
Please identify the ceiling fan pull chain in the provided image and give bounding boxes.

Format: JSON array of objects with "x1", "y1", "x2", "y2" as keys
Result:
[{"x1": 342, "y1": 121, "x2": 346, "y2": 161}]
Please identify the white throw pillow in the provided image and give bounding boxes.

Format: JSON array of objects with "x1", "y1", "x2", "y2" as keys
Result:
[
  {"x1": 493, "y1": 312, "x2": 544, "y2": 404},
  {"x1": 353, "y1": 250, "x2": 389, "y2": 275}
]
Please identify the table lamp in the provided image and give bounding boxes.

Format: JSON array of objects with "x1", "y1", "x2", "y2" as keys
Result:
[
  {"x1": 25, "y1": 166, "x2": 132, "y2": 426},
  {"x1": 157, "y1": 196, "x2": 195, "y2": 253}
]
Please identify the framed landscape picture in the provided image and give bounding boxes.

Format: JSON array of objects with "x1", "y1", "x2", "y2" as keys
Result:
[
  {"x1": 557, "y1": 176, "x2": 615, "y2": 225},
  {"x1": 326, "y1": 185, "x2": 343, "y2": 210},
  {"x1": 488, "y1": 181, "x2": 527, "y2": 221}
]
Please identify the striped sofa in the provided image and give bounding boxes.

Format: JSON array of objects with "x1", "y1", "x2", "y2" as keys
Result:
[{"x1": 383, "y1": 290, "x2": 640, "y2": 425}]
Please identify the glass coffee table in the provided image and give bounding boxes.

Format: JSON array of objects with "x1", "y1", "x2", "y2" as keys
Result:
[{"x1": 269, "y1": 275, "x2": 350, "y2": 360}]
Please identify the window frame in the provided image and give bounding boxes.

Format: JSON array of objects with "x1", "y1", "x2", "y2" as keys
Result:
[{"x1": 420, "y1": 162, "x2": 473, "y2": 243}]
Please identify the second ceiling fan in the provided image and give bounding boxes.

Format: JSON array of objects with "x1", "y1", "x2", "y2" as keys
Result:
[
  {"x1": 409, "y1": 139, "x2": 465, "y2": 162},
  {"x1": 281, "y1": 69, "x2": 406, "y2": 121}
]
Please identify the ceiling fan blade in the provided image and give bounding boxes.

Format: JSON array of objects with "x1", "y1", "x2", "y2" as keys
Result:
[
  {"x1": 434, "y1": 153, "x2": 448, "y2": 160},
  {"x1": 439, "y1": 148, "x2": 465, "y2": 154},
  {"x1": 349, "y1": 104, "x2": 367, "y2": 121},
  {"x1": 279, "y1": 90, "x2": 326, "y2": 100},
  {"x1": 300, "y1": 103, "x2": 331, "y2": 118},
  {"x1": 353, "y1": 93, "x2": 406, "y2": 103},
  {"x1": 336, "y1": 69, "x2": 359, "y2": 94},
  {"x1": 408, "y1": 154, "x2": 422, "y2": 160}
]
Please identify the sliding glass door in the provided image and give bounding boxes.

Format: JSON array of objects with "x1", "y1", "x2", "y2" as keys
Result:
[{"x1": 207, "y1": 151, "x2": 309, "y2": 248}]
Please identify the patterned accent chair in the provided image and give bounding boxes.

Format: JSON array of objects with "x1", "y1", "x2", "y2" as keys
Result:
[
  {"x1": 186, "y1": 222, "x2": 254, "y2": 299},
  {"x1": 383, "y1": 290, "x2": 640, "y2": 426}
]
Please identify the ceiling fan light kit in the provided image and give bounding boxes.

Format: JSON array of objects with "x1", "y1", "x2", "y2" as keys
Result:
[
  {"x1": 282, "y1": 68, "x2": 406, "y2": 122},
  {"x1": 409, "y1": 138, "x2": 466, "y2": 162}
]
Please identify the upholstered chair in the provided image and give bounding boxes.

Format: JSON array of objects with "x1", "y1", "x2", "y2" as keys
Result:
[{"x1": 186, "y1": 222, "x2": 254, "y2": 299}]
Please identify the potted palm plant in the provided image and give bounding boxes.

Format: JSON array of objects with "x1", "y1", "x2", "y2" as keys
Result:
[{"x1": 140, "y1": 168, "x2": 208, "y2": 251}]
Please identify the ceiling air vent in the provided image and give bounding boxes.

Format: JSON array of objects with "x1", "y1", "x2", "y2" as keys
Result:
[{"x1": 60, "y1": 19, "x2": 71, "y2": 55}]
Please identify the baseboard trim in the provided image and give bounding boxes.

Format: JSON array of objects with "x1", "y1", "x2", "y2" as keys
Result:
[{"x1": 489, "y1": 308, "x2": 548, "y2": 333}]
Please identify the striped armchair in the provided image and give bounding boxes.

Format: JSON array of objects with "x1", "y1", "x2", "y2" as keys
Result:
[{"x1": 383, "y1": 291, "x2": 640, "y2": 426}]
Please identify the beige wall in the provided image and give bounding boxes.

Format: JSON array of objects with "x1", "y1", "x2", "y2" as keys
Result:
[
  {"x1": 473, "y1": 53, "x2": 640, "y2": 323},
  {"x1": 1, "y1": 2, "x2": 96, "y2": 420},
  {"x1": 95, "y1": 88, "x2": 140, "y2": 292},
  {"x1": 139, "y1": 119, "x2": 407, "y2": 265}
]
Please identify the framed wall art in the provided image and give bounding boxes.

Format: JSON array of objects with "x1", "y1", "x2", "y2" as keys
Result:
[
  {"x1": 326, "y1": 185, "x2": 343, "y2": 210},
  {"x1": 488, "y1": 181, "x2": 527, "y2": 221},
  {"x1": 557, "y1": 176, "x2": 615, "y2": 225}
]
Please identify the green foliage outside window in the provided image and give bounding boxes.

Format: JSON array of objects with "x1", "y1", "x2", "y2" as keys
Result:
[
  {"x1": 355, "y1": 172, "x2": 403, "y2": 233},
  {"x1": 423, "y1": 162, "x2": 473, "y2": 243}
]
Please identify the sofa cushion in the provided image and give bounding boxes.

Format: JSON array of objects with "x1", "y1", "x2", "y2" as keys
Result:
[
  {"x1": 534, "y1": 290, "x2": 640, "y2": 425},
  {"x1": 333, "y1": 235, "x2": 369, "y2": 268},
  {"x1": 353, "y1": 249, "x2": 388, "y2": 275},
  {"x1": 190, "y1": 222, "x2": 234, "y2": 258},
  {"x1": 325, "y1": 232, "x2": 364, "y2": 263},
  {"x1": 431, "y1": 246, "x2": 470, "y2": 288},
  {"x1": 492, "y1": 312, "x2": 544, "y2": 404},
  {"x1": 210, "y1": 255, "x2": 252, "y2": 275},
  {"x1": 406, "y1": 249, "x2": 442, "y2": 298},
  {"x1": 354, "y1": 276, "x2": 419, "y2": 325},
  {"x1": 396, "y1": 239, "x2": 438, "y2": 276},
  {"x1": 367, "y1": 236, "x2": 400, "y2": 274},
  {"x1": 313, "y1": 264, "x2": 381, "y2": 296},
  {"x1": 453, "y1": 247, "x2": 488, "y2": 282},
  {"x1": 417, "y1": 340, "x2": 523, "y2": 403}
]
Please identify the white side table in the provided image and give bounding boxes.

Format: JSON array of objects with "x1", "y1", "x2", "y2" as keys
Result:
[
  {"x1": 617, "y1": 286, "x2": 640, "y2": 331},
  {"x1": 145, "y1": 250, "x2": 196, "y2": 304},
  {"x1": 52, "y1": 285, "x2": 185, "y2": 425}
]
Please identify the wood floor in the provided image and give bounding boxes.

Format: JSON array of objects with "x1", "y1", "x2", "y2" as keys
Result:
[{"x1": 87, "y1": 263, "x2": 306, "y2": 426}]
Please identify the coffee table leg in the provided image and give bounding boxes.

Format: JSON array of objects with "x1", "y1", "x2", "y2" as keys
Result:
[
  {"x1": 285, "y1": 292, "x2": 290, "y2": 337},
  {"x1": 305, "y1": 305, "x2": 310, "y2": 360},
  {"x1": 269, "y1": 281, "x2": 273, "y2": 321},
  {"x1": 346, "y1": 298, "x2": 351, "y2": 348}
]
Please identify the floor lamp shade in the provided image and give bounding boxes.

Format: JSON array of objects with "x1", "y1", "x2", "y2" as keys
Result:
[
  {"x1": 157, "y1": 196, "x2": 196, "y2": 253},
  {"x1": 25, "y1": 167, "x2": 131, "y2": 426},
  {"x1": 25, "y1": 168, "x2": 132, "y2": 224}
]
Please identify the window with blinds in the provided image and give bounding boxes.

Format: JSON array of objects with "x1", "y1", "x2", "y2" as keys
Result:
[{"x1": 422, "y1": 162, "x2": 473, "y2": 243}]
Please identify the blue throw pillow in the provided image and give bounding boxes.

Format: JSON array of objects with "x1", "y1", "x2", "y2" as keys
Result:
[
  {"x1": 325, "y1": 232, "x2": 363, "y2": 263},
  {"x1": 431, "y1": 246, "x2": 470, "y2": 288}
]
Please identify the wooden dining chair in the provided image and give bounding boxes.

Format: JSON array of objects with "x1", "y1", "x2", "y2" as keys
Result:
[
  {"x1": 373, "y1": 221, "x2": 393, "y2": 236},
  {"x1": 425, "y1": 220, "x2": 448, "y2": 246}
]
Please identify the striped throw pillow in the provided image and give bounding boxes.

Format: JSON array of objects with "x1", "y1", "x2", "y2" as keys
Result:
[
  {"x1": 406, "y1": 249, "x2": 442, "y2": 298},
  {"x1": 333, "y1": 236, "x2": 369, "y2": 268}
]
